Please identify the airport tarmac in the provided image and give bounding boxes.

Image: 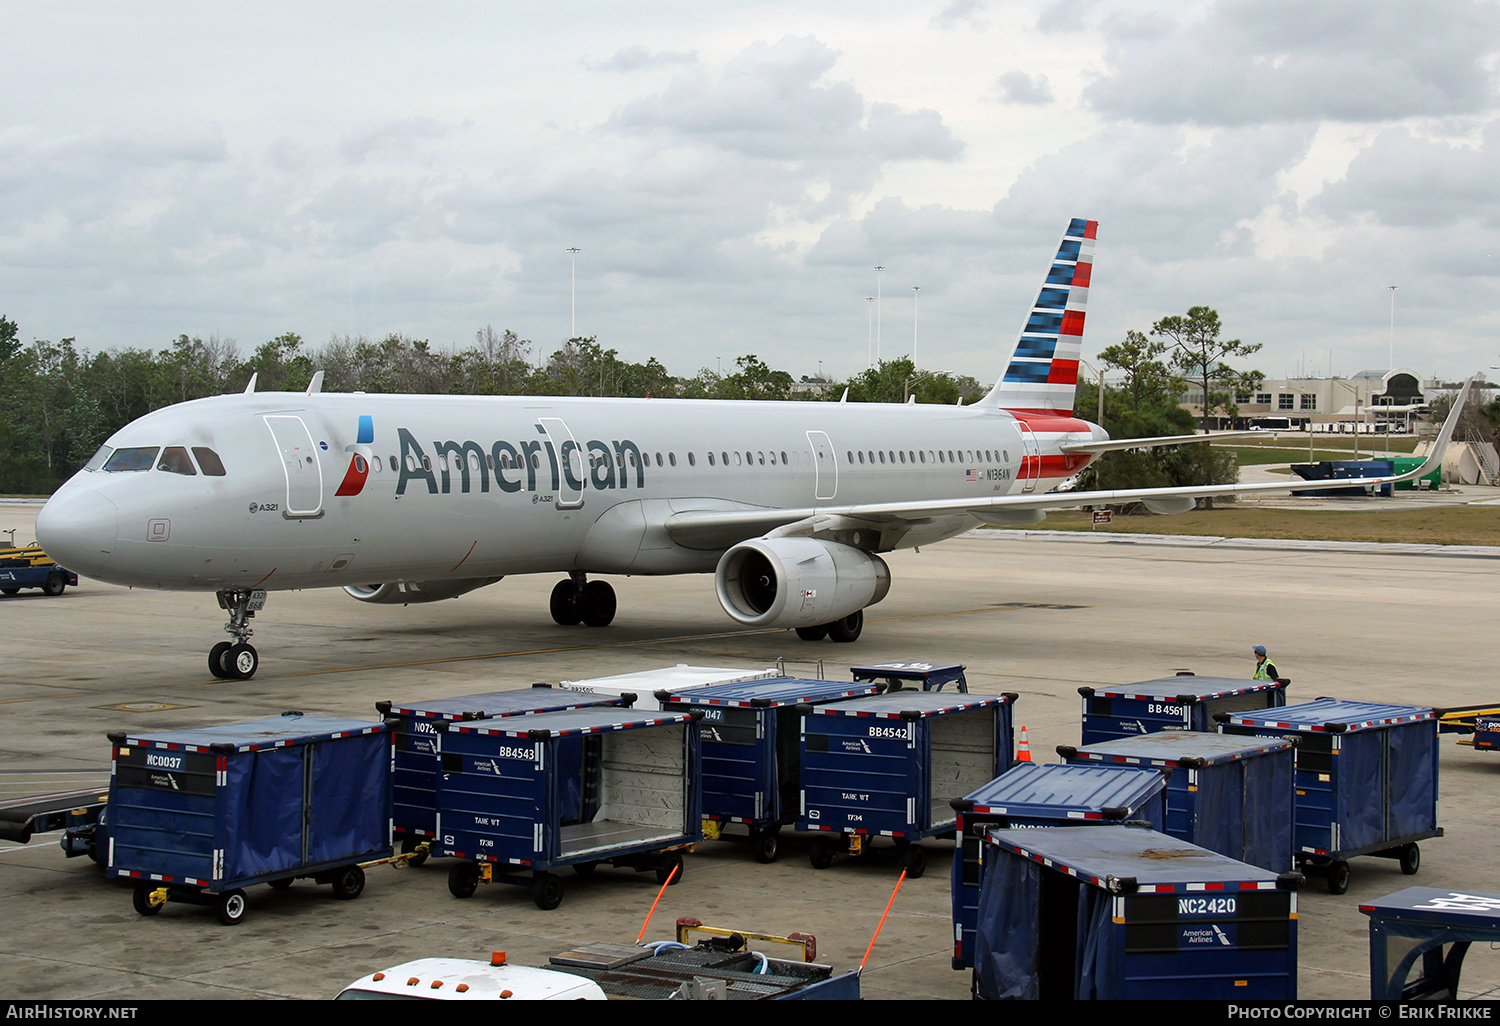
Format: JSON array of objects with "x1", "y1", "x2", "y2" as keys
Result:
[{"x1": 3, "y1": 497, "x2": 1499, "y2": 1002}]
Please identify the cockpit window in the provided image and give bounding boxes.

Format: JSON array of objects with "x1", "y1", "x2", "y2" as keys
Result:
[
  {"x1": 84, "y1": 445, "x2": 113, "y2": 471},
  {"x1": 158, "y1": 447, "x2": 197, "y2": 476},
  {"x1": 192, "y1": 447, "x2": 227, "y2": 476},
  {"x1": 102, "y1": 447, "x2": 159, "y2": 472}
]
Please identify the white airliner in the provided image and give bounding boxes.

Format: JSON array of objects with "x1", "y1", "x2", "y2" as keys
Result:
[{"x1": 36, "y1": 220, "x2": 1474, "y2": 680}]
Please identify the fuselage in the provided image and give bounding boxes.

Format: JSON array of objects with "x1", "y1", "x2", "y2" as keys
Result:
[{"x1": 37, "y1": 390, "x2": 1105, "y2": 592}]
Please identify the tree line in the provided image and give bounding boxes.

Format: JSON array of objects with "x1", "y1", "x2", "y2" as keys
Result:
[{"x1": 0, "y1": 317, "x2": 987, "y2": 494}]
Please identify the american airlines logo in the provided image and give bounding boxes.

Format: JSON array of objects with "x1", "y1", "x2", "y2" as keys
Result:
[{"x1": 395, "y1": 426, "x2": 649, "y2": 497}]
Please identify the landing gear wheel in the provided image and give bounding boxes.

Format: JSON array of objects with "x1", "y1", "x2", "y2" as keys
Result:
[
  {"x1": 655, "y1": 854, "x2": 684, "y2": 885},
  {"x1": 225, "y1": 643, "x2": 258, "y2": 680},
  {"x1": 132, "y1": 883, "x2": 163, "y2": 917},
  {"x1": 215, "y1": 889, "x2": 248, "y2": 925},
  {"x1": 448, "y1": 862, "x2": 479, "y2": 899},
  {"x1": 400, "y1": 836, "x2": 428, "y2": 868},
  {"x1": 1327, "y1": 860, "x2": 1351, "y2": 895},
  {"x1": 810, "y1": 837, "x2": 836, "y2": 870},
  {"x1": 795, "y1": 625, "x2": 829, "y2": 641},
  {"x1": 579, "y1": 580, "x2": 617, "y2": 627},
  {"x1": 1399, "y1": 844, "x2": 1421, "y2": 876},
  {"x1": 549, "y1": 580, "x2": 582, "y2": 625},
  {"x1": 43, "y1": 573, "x2": 65, "y2": 596},
  {"x1": 208, "y1": 642, "x2": 233, "y2": 679},
  {"x1": 331, "y1": 865, "x2": 365, "y2": 900},
  {"x1": 899, "y1": 844, "x2": 927, "y2": 879},
  {"x1": 752, "y1": 829, "x2": 780, "y2": 864},
  {"x1": 533, "y1": 873, "x2": 564, "y2": 910},
  {"x1": 827, "y1": 610, "x2": 864, "y2": 643}
]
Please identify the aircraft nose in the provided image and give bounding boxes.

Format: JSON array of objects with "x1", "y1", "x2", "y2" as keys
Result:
[{"x1": 36, "y1": 486, "x2": 118, "y2": 576}]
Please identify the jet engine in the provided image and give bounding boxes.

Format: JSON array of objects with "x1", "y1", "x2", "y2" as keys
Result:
[
  {"x1": 714, "y1": 538, "x2": 890, "y2": 629},
  {"x1": 343, "y1": 577, "x2": 503, "y2": 604}
]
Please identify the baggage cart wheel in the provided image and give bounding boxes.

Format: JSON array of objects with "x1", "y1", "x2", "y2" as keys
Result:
[
  {"x1": 215, "y1": 889, "x2": 248, "y2": 926},
  {"x1": 572, "y1": 860, "x2": 598, "y2": 877},
  {"x1": 752, "y1": 828, "x2": 780, "y2": 864},
  {"x1": 43, "y1": 573, "x2": 65, "y2": 596},
  {"x1": 656, "y1": 854, "x2": 684, "y2": 885},
  {"x1": 534, "y1": 873, "x2": 564, "y2": 910},
  {"x1": 1399, "y1": 844, "x2": 1420, "y2": 876},
  {"x1": 400, "y1": 836, "x2": 429, "y2": 868},
  {"x1": 267, "y1": 877, "x2": 294, "y2": 891},
  {"x1": 132, "y1": 883, "x2": 163, "y2": 917},
  {"x1": 809, "y1": 837, "x2": 836, "y2": 870},
  {"x1": 900, "y1": 844, "x2": 927, "y2": 879},
  {"x1": 448, "y1": 862, "x2": 480, "y2": 899},
  {"x1": 331, "y1": 865, "x2": 365, "y2": 900},
  {"x1": 1327, "y1": 861, "x2": 1350, "y2": 895}
]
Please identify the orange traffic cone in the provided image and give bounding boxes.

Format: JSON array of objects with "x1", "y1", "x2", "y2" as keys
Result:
[{"x1": 1016, "y1": 726, "x2": 1032, "y2": 763}]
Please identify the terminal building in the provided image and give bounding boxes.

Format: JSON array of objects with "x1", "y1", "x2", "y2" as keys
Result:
[{"x1": 1183, "y1": 368, "x2": 1434, "y2": 433}]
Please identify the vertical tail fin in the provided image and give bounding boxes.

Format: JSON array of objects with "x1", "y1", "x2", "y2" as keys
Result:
[{"x1": 978, "y1": 218, "x2": 1097, "y2": 414}]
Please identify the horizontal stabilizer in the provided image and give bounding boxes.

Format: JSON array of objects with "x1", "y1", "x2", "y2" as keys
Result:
[{"x1": 1060, "y1": 430, "x2": 1274, "y2": 455}]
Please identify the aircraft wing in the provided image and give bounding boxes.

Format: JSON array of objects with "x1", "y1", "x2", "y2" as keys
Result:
[{"x1": 663, "y1": 376, "x2": 1475, "y2": 549}]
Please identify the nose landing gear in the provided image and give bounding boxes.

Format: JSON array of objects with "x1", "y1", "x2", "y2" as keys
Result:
[{"x1": 209, "y1": 590, "x2": 267, "y2": 680}]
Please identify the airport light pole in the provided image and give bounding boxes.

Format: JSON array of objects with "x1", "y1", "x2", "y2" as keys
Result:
[
  {"x1": 866, "y1": 297, "x2": 876, "y2": 367},
  {"x1": 911, "y1": 286, "x2": 920, "y2": 364},
  {"x1": 1077, "y1": 357, "x2": 1106, "y2": 426},
  {"x1": 1387, "y1": 285, "x2": 1398, "y2": 369},
  {"x1": 567, "y1": 247, "x2": 581, "y2": 340},
  {"x1": 874, "y1": 266, "x2": 885, "y2": 363}
]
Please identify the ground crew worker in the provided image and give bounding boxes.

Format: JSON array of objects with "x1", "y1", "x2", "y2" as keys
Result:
[{"x1": 1253, "y1": 644, "x2": 1279, "y2": 681}]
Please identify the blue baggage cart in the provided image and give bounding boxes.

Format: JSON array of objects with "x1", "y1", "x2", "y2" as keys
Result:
[
  {"x1": 797, "y1": 691, "x2": 1016, "y2": 877},
  {"x1": 1360, "y1": 886, "x2": 1500, "y2": 1000},
  {"x1": 1058, "y1": 730, "x2": 1297, "y2": 873},
  {"x1": 375, "y1": 684, "x2": 627, "y2": 857},
  {"x1": 949, "y1": 761, "x2": 1169, "y2": 971},
  {"x1": 1078, "y1": 673, "x2": 1288, "y2": 745},
  {"x1": 434, "y1": 706, "x2": 703, "y2": 909},
  {"x1": 850, "y1": 661, "x2": 969, "y2": 693},
  {"x1": 973, "y1": 824, "x2": 1301, "y2": 1000},
  {"x1": 105, "y1": 713, "x2": 393, "y2": 925},
  {"x1": 1219, "y1": 699, "x2": 1441, "y2": 894},
  {"x1": 658, "y1": 676, "x2": 881, "y2": 863}
]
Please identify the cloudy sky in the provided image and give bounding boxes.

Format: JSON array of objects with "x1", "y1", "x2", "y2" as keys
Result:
[{"x1": 4, "y1": 0, "x2": 1499, "y2": 385}]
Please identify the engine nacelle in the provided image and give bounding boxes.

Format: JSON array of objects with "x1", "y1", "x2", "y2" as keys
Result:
[
  {"x1": 714, "y1": 538, "x2": 890, "y2": 629},
  {"x1": 343, "y1": 577, "x2": 502, "y2": 605}
]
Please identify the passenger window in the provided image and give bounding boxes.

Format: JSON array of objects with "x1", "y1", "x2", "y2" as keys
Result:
[
  {"x1": 191, "y1": 447, "x2": 227, "y2": 476},
  {"x1": 103, "y1": 447, "x2": 159, "y2": 472}
]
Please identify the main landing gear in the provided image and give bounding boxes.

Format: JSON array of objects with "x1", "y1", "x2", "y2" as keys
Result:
[
  {"x1": 549, "y1": 574, "x2": 616, "y2": 628},
  {"x1": 794, "y1": 609, "x2": 864, "y2": 643},
  {"x1": 209, "y1": 589, "x2": 267, "y2": 680}
]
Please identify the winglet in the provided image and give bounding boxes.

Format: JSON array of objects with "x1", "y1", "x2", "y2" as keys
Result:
[
  {"x1": 243, "y1": 372, "x2": 258, "y2": 394},
  {"x1": 1404, "y1": 374, "x2": 1476, "y2": 483},
  {"x1": 306, "y1": 370, "x2": 325, "y2": 396}
]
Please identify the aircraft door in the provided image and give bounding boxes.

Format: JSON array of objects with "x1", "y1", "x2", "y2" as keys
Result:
[
  {"x1": 264, "y1": 415, "x2": 325, "y2": 517},
  {"x1": 539, "y1": 417, "x2": 585, "y2": 509},
  {"x1": 1017, "y1": 421, "x2": 1040, "y2": 493},
  {"x1": 807, "y1": 430, "x2": 837, "y2": 500}
]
